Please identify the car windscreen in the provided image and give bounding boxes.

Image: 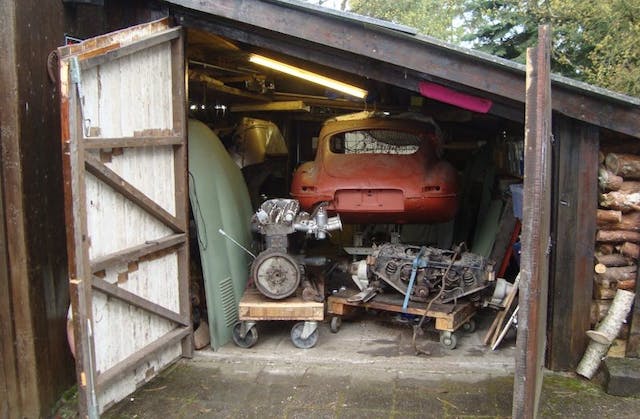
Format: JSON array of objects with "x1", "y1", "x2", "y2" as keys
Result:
[{"x1": 329, "y1": 129, "x2": 421, "y2": 155}]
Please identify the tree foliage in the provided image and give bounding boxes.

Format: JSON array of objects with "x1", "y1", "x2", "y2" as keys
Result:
[
  {"x1": 460, "y1": 0, "x2": 640, "y2": 96},
  {"x1": 575, "y1": 0, "x2": 640, "y2": 96},
  {"x1": 349, "y1": 0, "x2": 465, "y2": 43},
  {"x1": 308, "y1": 0, "x2": 640, "y2": 96},
  {"x1": 461, "y1": 0, "x2": 541, "y2": 62}
]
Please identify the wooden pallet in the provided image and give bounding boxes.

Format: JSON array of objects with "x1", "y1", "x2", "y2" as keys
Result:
[
  {"x1": 327, "y1": 290, "x2": 475, "y2": 332},
  {"x1": 238, "y1": 288, "x2": 324, "y2": 321}
]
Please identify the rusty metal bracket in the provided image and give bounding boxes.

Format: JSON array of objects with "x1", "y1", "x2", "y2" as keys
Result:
[{"x1": 70, "y1": 56, "x2": 92, "y2": 137}]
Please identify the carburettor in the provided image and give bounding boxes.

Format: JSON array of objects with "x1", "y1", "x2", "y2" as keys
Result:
[
  {"x1": 350, "y1": 243, "x2": 495, "y2": 303},
  {"x1": 250, "y1": 199, "x2": 341, "y2": 299}
]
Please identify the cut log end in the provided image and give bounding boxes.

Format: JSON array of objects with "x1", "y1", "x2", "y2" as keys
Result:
[{"x1": 595, "y1": 263, "x2": 607, "y2": 274}]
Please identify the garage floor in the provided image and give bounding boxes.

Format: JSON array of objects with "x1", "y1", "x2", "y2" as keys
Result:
[{"x1": 96, "y1": 312, "x2": 640, "y2": 418}]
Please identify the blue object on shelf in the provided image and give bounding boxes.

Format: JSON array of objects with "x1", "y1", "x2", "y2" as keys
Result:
[
  {"x1": 513, "y1": 241, "x2": 521, "y2": 266},
  {"x1": 510, "y1": 183, "x2": 523, "y2": 220}
]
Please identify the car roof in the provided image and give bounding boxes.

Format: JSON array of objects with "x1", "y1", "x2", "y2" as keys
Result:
[{"x1": 321, "y1": 112, "x2": 441, "y2": 137}]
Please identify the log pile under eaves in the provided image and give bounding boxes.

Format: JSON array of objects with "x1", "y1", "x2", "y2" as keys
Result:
[{"x1": 594, "y1": 152, "x2": 640, "y2": 357}]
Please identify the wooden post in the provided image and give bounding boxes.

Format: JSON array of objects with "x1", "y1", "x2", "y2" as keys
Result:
[
  {"x1": 1, "y1": 2, "x2": 41, "y2": 415},
  {"x1": 0, "y1": 137, "x2": 20, "y2": 418},
  {"x1": 172, "y1": 29, "x2": 193, "y2": 359},
  {"x1": 514, "y1": 24, "x2": 552, "y2": 419}
]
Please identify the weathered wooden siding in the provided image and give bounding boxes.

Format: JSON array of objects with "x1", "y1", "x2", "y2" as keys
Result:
[
  {"x1": 547, "y1": 117, "x2": 599, "y2": 370},
  {"x1": 1, "y1": 1, "x2": 168, "y2": 415},
  {"x1": 0, "y1": 1, "x2": 73, "y2": 417}
]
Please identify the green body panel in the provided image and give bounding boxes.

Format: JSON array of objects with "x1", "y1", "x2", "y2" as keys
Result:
[
  {"x1": 471, "y1": 199, "x2": 504, "y2": 258},
  {"x1": 188, "y1": 119, "x2": 253, "y2": 350}
]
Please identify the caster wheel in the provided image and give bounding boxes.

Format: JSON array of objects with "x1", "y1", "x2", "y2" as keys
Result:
[
  {"x1": 232, "y1": 323, "x2": 258, "y2": 348},
  {"x1": 291, "y1": 322, "x2": 319, "y2": 349},
  {"x1": 461, "y1": 319, "x2": 476, "y2": 334},
  {"x1": 330, "y1": 316, "x2": 342, "y2": 333},
  {"x1": 439, "y1": 332, "x2": 457, "y2": 350}
]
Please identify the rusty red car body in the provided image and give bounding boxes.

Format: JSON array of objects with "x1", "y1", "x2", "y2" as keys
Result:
[{"x1": 290, "y1": 115, "x2": 459, "y2": 224}]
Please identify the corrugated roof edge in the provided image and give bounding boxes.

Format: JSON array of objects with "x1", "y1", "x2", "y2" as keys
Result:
[{"x1": 266, "y1": 0, "x2": 640, "y2": 107}]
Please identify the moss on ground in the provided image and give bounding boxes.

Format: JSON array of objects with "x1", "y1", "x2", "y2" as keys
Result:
[{"x1": 49, "y1": 363, "x2": 640, "y2": 418}]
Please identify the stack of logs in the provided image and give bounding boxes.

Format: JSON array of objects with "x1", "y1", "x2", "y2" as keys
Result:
[{"x1": 595, "y1": 152, "x2": 640, "y2": 356}]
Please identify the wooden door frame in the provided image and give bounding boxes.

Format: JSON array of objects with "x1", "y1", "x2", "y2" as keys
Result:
[{"x1": 513, "y1": 25, "x2": 552, "y2": 418}]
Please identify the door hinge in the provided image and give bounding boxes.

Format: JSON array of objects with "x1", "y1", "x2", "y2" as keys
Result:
[
  {"x1": 70, "y1": 57, "x2": 92, "y2": 137},
  {"x1": 70, "y1": 56, "x2": 81, "y2": 84}
]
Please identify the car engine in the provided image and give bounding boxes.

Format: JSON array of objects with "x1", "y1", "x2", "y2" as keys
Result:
[
  {"x1": 251, "y1": 198, "x2": 342, "y2": 299},
  {"x1": 349, "y1": 243, "x2": 495, "y2": 304}
]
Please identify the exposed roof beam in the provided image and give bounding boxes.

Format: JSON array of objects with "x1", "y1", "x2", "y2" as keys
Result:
[
  {"x1": 188, "y1": 72, "x2": 271, "y2": 102},
  {"x1": 231, "y1": 100, "x2": 310, "y2": 112},
  {"x1": 168, "y1": 0, "x2": 640, "y2": 137},
  {"x1": 175, "y1": 10, "x2": 524, "y2": 123}
]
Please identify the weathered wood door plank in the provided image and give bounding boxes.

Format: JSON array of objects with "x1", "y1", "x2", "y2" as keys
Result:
[{"x1": 58, "y1": 18, "x2": 190, "y2": 417}]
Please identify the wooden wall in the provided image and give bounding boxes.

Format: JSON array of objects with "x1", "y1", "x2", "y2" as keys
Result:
[
  {"x1": 1, "y1": 1, "x2": 70, "y2": 416},
  {"x1": 547, "y1": 115, "x2": 600, "y2": 371},
  {"x1": 0, "y1": 1, "x2": 164, "y2": 417}
]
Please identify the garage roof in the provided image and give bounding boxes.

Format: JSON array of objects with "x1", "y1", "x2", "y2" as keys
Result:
[{"x1": 167, "y1": 0, "x2": 640, "y2": 138}]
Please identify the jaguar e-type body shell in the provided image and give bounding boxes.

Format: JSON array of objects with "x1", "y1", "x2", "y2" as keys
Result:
[{"x1": 290, "y1": 116, "x2": 459, "y2": 224}]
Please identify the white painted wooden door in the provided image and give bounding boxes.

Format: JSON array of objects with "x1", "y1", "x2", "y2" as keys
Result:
[{"x1": 58, "y1": 18, "x2": 191, "y2": 417}]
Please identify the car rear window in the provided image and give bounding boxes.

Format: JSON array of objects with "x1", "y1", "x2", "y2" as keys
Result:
[{"x1": 329, "y1": 129, "x2": 421, "y2": 155}]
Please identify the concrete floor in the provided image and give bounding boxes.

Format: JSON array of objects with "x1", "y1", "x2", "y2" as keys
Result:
[{"x1": 95, "y1": 311, "x2": 640, "y2": 418}]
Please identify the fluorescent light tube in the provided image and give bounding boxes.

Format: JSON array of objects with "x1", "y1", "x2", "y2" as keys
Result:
[{"x1": 249, "y1": 54, "x2": 367, "y2": 99}]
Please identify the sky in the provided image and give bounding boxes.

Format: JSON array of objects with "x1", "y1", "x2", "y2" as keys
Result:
[{"x1": 305, "y1": 0, "x2": 347, "y2": 11}]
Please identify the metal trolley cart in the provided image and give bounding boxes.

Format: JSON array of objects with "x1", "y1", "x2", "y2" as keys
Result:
[
  {"x1": 232, "y1": 288, "x2": 324, "y2": 349},
  {"x1": 327, "y1": 289, "x2": 477, "y2": 350}
]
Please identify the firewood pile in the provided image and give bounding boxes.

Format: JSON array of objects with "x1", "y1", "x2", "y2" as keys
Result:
[{"x1": 595, "y1": 151, "x2": 640, "y2": 357}]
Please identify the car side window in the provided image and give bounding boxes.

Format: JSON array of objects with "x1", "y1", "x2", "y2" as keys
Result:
[{"x1": 330, "y1": 134, "x2": 346, "y2": 154}]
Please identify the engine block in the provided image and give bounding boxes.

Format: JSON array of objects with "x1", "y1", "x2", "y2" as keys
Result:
[
  {"x1": 353, "y1": 243, "x2": 494, "y2": 303},
  {"x1": 250, "y1": 199, "x2": 341, "y2": 299}
]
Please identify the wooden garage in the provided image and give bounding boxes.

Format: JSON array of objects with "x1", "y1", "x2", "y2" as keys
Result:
[{"x1": 2, "y1": 0, "x2": 640, "y2": 417}]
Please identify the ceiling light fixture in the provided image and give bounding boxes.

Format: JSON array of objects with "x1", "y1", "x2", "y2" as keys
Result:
[{"x1": 249, "y1": 54, "x2": 368, "y2": 99}]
